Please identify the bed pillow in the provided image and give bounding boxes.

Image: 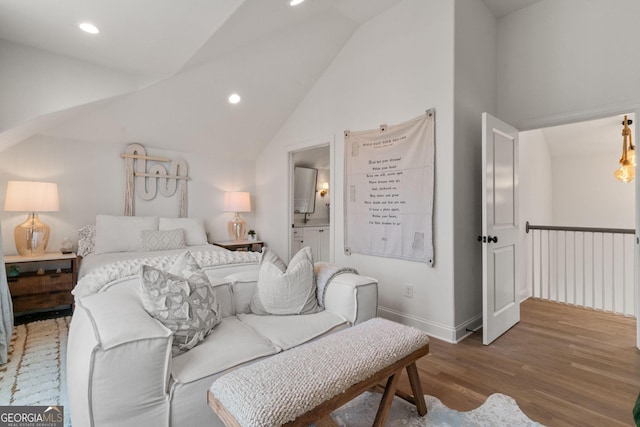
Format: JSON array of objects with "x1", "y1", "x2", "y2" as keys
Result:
[
  {"x1": 139, "y1": 251, "x2": 222, "y2": 356},
  {"x1": 77, "y1": 224, "x2": 96, "y2": 257},
  {"x1": 159, "y1": 218, "x2": 208, "y2": 246},
  {"x1": 94, "y1": 215, "x2": 159, "y2": 254},
  {"x1": 250, "y1": 247, "x2": 320, "y2": 315},
  {"x1": 139, "y1": 229, "x2": 186, "y2": 252}
]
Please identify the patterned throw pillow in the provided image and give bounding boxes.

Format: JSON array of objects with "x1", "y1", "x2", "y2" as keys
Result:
[
  {"x1": 139, "y1": 251, "x2": 222, "y2": 356},
  {"x1": 139, "y1": 229, "x2": 186, "y2": 252},
  {"x1": 77, "y1": 225, "x2": 96, "y2": 257},
  {"x1": 159, "y1": 218, "x2": 208, "y2": 246},
  {"x1": 250, "y1": 247, "x2": 320, "y2": 315}
]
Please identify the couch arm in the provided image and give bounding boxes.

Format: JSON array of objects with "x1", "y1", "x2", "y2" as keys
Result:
[
  {"x1": 323, "y1": 273, "x2": 378, "y2": 325},
  {"x1": 67, "y1": 286, "x2": 172, "y2": 427}
]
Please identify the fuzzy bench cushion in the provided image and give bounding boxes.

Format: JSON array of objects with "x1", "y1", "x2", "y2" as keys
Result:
[{"x1": 209, "y1": 317, "x2": 430, "y2": 426}]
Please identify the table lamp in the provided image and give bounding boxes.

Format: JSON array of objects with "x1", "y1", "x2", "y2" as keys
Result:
[
  {"x1": 4, "y1": 181, "x2": 59, "y2": 257},
  {"x1": 224, "y1": 191, "x2": 251, "y2": 241}
]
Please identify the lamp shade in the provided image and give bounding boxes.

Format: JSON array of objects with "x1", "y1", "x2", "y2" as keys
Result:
[
  {"x1": 223, "y1": 191, "x2": 251, "y2": 213},
  {"x1": 4, "y1": 181, "x2": 59, "y2": 212}
]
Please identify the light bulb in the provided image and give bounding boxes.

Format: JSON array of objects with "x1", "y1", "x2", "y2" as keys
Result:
[
  {"x1": 624, "y1": 164, "x2": 636, "y2": 181},
  {"x1": 615, "y1": 165, "x2": 634, "y2": 183},
  {"x1": 628, "y1": 147, "x2": 636, "y2": 166}
]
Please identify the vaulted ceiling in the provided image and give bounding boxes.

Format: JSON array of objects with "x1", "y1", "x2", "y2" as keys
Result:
[{"x1": 0, "y1": 0, "x2": 544, "y2": 157}]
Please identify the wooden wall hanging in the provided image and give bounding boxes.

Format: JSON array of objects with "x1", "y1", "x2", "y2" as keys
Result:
[{"x1": 121, "y1": 143, "x2": 190, "y2": 217}]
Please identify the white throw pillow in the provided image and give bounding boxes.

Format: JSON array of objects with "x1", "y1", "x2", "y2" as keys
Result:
[
  {"x1": 94, "y1": 215, "x2": 159, "y2": 254},
  {"x1": 139, "y1": 251, "x2": 222, "y2": 356},
  {"x1": 139, "y1": 229, "x2": 186, "y2": 252},
  {"x1": 250, "y1": 247, "x2": 320, "y2": 315},
  {"x1": 159, "y1": 218, "x2": 208, "y2": 246}
]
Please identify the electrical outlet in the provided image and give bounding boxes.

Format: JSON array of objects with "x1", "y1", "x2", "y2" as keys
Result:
[{"x1": 404, "y1": 284, "x2": 414, "y2": 298}]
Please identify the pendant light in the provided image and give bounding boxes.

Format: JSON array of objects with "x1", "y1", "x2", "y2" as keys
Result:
[{"x1": 614, "y1": 115, "x2": 635, "y2": 183}]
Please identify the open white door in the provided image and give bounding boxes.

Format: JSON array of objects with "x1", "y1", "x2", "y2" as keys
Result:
[{"x1": 481, "y1": 113, "x2": 520, "y2": 345}]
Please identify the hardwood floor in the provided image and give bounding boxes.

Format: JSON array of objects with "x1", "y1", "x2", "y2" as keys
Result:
[{"x1": 396, "y1": 298, "x2": 640, "y2": 427}]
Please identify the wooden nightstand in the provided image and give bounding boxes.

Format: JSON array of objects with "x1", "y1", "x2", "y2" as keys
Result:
[
  {"x1": 212, "y1": 240, "x2": 264, "y2": 252},
  {"x1": 5, "y1": 252, "x2": 78, "y2": 314}
]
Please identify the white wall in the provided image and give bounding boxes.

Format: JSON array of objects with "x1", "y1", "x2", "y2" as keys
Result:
[
  {"x1": 0, "y1": 40, "x2": 139, "y2": 135},
  {"x1": 256, "y1": 0, "x2": 460, "y2": 341},
  {"x1": 551, "y1": 152, "x2": 635, "y2": 229},
  {"x1": 452, "y1": 0, "x2": 497, "y2": 333},
  {"x1": 519, "y1": 129, "x2": 553, "y2": 299},
  {"x1": 497, "y1": 0, "x2": 640, "y2": 129},
  {"x1": 0, "y1": 136, "x2": 255, "y2": 255}
]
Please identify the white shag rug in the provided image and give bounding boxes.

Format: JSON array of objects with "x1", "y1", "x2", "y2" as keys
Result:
[
  {"x1": 330, "y1": 391, "x2": 544, "y2": 427},
  {"x1": 0, "y1": 317, "x2": 71, "y2": 427},
  {"x1": 0, "y1": 316, "x2": 543, "y2": 427}
]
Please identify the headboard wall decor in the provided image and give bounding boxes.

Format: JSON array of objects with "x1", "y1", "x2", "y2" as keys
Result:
[{"x1": 121, "y1": 143, "x2": 190, "y2": 217}]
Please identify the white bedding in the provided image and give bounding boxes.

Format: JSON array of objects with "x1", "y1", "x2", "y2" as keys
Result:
[
  {"x1": 75, "y1": 245, "x2": 261, "y2": 298},
  {"x1": 78, "y1": 244, "x2": 223, "y2": 278}
]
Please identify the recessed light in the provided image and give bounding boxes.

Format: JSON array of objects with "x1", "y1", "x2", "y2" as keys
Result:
[
  {"x1": 79, "y1": 22, "x2": 100, "y2": 34},
  {"x1": 290, "y1": 0, "x2": 304, "y2": 6},
  {"x1": 228, "y1": 93, "x2": 241, "y2": 104}
]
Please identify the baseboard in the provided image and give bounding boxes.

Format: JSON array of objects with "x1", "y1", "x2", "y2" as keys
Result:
[
  {"x1": 378, "y1": 307, "x2": 483, "y2": 344},
  {"x1": 454, "y1": 313, "x2": 482, "y2": 343},
  {"x1": 377, "y1": 306, "x2": 457, "y2": 343}
]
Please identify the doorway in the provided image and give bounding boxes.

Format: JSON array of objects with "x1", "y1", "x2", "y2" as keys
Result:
[
  {"x1": 288, "y1": 143, "x2": 332, "y2": 262},
  {"x1": 518, "y1": 111, "x2": 638, "y2": 345}
]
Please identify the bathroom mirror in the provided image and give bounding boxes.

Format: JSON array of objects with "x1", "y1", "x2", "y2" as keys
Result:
[{"x1": 293, "y1": 167, "x2": 317, "y2": 213}]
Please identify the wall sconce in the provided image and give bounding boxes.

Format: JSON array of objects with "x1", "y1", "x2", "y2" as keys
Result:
[
  {"x1": 614, "y1": 115, "x2": 635, "y2": 183},
  {"x1": 319, "y1": 182, "x2": 329, "y2": 197}
]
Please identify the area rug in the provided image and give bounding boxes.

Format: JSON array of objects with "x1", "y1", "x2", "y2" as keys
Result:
[
  {"x1": 330, "y1": 391, "x2": 544, "y2": 427},
  {"x1": 0, "y1": 316, "x2": 543, "y2": 427},
  {"x1": 0, "y1": 317, "x2": 71, "y2": 426}
]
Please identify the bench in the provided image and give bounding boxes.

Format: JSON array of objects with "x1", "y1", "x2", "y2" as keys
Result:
[{"x1": 208, "y1": 318, "x2": 430, "y2": 426}]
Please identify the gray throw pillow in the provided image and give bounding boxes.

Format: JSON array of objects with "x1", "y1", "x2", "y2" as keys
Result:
[
  {"x1": 77, "y1": 224, "x2": 96, "y2": 257},
  {"x1": 250, "y1": 247, "x2": 320, "y2": 315},
  {"x1": 139, "y1": 229, "x2": 186, "y2": 252},
  {"x1": 139, "y1": 251, "x2": 222, "y2": 356}
]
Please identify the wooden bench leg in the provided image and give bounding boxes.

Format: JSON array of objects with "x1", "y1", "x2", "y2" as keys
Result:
[
  {"x1": 406, "y1": 362, "x2": 427, "y2": 416},
  {"x1": 373, "y1": 370, "x2": 402, "y2": 426}
]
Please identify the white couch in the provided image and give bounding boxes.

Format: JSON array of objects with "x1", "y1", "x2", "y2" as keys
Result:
[{"x1": 67, "y1": 265, "x2": 378, "y2": 427}]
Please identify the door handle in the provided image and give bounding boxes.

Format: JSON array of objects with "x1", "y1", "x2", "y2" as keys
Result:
[
  {"x1": 477, "y1": 235, "x2": 486, "y2": 243},
  {"x1": 487, "y1": 235, "x2": 498, "y2": 243}
]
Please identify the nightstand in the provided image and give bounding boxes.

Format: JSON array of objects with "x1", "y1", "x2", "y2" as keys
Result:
[
  {"x1": 212, "y1": 240, "x2": 264, "y2": 252},
  {"x1": 4, "y1": 252, "x2": 78, "y2": 314}
]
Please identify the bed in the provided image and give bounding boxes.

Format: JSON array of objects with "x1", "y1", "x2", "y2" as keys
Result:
[{"x1": 73, "y1": 214, "x2": 262, "y2": 299}]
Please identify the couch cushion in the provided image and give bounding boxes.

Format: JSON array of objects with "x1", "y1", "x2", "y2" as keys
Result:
[
  {"x1": 171, "y1": 317, "x2": 279, "y2": 384},
  {"x1": 204, "y1": 264, "x2": 259, "y2": 280},
  {"x1": 211, "y1": 282, "x2": 234, "y2": 318},
  {"x1": 225, "y1": 270, "x2": 259, "y2": 315},
  {"x1": 237, "y1": 311, "x2": 348, "y2": 351}
]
